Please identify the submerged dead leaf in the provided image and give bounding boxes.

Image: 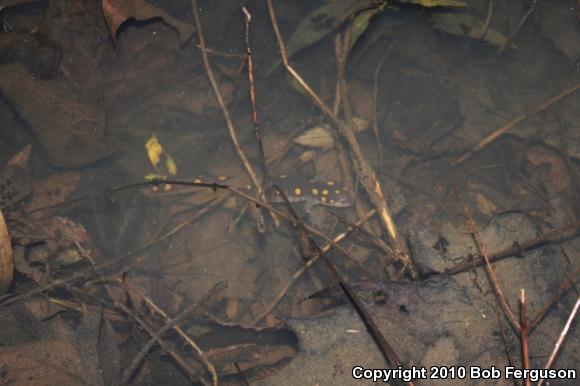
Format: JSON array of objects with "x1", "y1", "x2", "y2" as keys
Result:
[
  {"x1": 431, "y1": 12, "x2": 515, "y2": 49},
  {"x1": 0, "y1": 209, "x2": 13, "y2": 294},
  {"x1": 538, "y1": 1, "x2": 580, "y2": 63},
  {"x1": 7, "y1": 144, "x2": 32, "y2": 170},
  {"x1": 102, "y1": 0, "x2": 195, "y2": 44},
  {"x1": 0, "y1": 63, "x2": 116, "y2": 168},
  {"x1": 0, "y1": 338, "x2": 88, "y2": 385},
  {"x1": 0, "y1": 0, "x2": 38, "y2": 11},
  {"x1": 347, "y1": 3, "x2": 386, "y2": 52},
  {"x1": 294, "y1": 119, "x2": 367, "y2": 150},
  {"x1": 400, "y1": 0, "x2": 467, "y2": 7},
  {"x1": 294, "y1": 124, "x2": 335, "y2": 150},
  {"x1": 24, "y1": 171, "x2": 81, "y2": 216},
  {"x1": 526, "y1": 145, "x2": 571, "y2": 194},
  {"x1": 267, "y1": 0, "x2": 383, "y2": 74}
]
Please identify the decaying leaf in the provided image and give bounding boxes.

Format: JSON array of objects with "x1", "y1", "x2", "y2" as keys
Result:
[
  {"x1": 0, "y1": 164, "x2": 32, "y2": 210},
  {"x1": 0, "y1": 63, "x2": 116, "y2": 168},
  {"x1": 0, "y1": 0, "x2": 38, "y2": 11},
  {"x1": 24, "y1": 171, "x2": 81, "y2": 216},
  {"x1": 538, "y1": 1, "x2": 580, "y2": 63},
  {"x1": 351, "y1": 116, "x2": 369, "y2": 132},
  {"x1": 294, "y1": 124, "x2": 335, "y2": 150},
  {"x1": 400, "y1": 0, "x2": 467, "y2": 7},
  {"x1": 0, "y1": 209, "x2": 13, "y2": 294},
  {"x1": 431, "y1": 13, "x2": 516, "y2": 49},
  {"x1": 102, "y1": 0, "x2": 195, "y2": 44},
  {"x1": 267, "y1": 0, "x2": 383, "y2": 74},
  {"x1": 6, "y1": 144, "x2": 31, "y2": 169},
  {"x1": 0, "y1": 338, "x2": 89, "y2": 384},
  {"x1": 294, "y1": 118, "x2": 368, "y2": 150},
  {"x1": 347, "y1": 2, "x2": 386, "y2": 52}
]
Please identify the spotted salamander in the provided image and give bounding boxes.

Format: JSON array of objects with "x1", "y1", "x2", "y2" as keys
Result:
[
  {"x1": 267, "y1": 174, "x2": 353, "y2": 212},
  {"x1": 146, "y1": 174, "x2": 354, "y2": 212}
]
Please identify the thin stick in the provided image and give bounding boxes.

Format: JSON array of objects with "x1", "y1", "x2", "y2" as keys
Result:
[
  {"x1": 112, "y1": 291, "x2": 206, "y2": 384},
  {"x1": 457, "y1": 187, "x2": 520, "y2": 330},
  {"x1": 122, "y1": 281, "x2": 226, "y2": 385},
  {"x1": 128, "y1": 283, "x2": 221, "y2": 386},
  {"x1": 241, "y1": 5, "x2": 279, "y2": 230},
  {"x1": 529, "y1": 267, "x2": 580, "y2": 329},
  {"x1": 372, "y1": 47, "x2": 392, "y2": 168},
  {"x1": 538, "y1": 297, "x2": 580, "y2": 386},
  {"x1": 444, "y1": 222, "x2": 580, "y2": 275},
  {"x1": 454, "y1": 82, "x2": 580, "y2": 165},
  {"x1": 266, "y1": 0, "x2": 417, "y2": 278},
  {"x1": 519, "y1": 289, "x2": 531, "y2": 386},
  {"x1": 500, "y1": 4, "x2": 536, "y2": 53},
  {"x1": 493, "y1": 299, "x2": 516, "y2": 371},
  {"x1": 63, "y1": 283, "x2": 207, "y2": 385},
  {"x1": 479, "y1": 0, "x2": 494, "y2": 40},
  {"x1": 252, "y1": 209, "x2": 376, "y2": 325},
  {"x1": 191, "y1": 0, "x2": 264, "y2": 204}
]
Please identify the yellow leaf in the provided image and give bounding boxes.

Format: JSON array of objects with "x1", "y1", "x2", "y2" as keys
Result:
[
  {"x1": 145, "y1": 134, "x2": 163, "y2": 168},
  {"x1": 165, "y1": 154, "x2": 178, "y2": 176}
]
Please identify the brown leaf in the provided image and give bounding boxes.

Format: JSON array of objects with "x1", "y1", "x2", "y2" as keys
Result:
[
  {"x1": 0, "y1": 209, "x2": 13, "y2": 294},
  {"x1": 0, "y1": 63, "x2": 116, "y2": 168},
  {"x1": 0, "y1": 0, "x2": 38, "y2": 12},
  {"x1": 0, "y1": 339, "x2": 88, "y2": 385},
  {"x1": 24, "y1": 172, "x2": 82, "y2": 216},
  {"x1": 102, "y1": 0, "x2": 195, "y2": 44},
  {"x1": 6, "y1": 144, "x2": 32, "y2": 170}
]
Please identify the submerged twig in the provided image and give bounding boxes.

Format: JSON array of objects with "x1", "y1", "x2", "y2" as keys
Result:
[
  {"x1": 456, "y1": 187, "x2": 520, "y2": 329},
  {"x1": 266, "y1": 0, "x2": 417, "y2": 278},
  {"x1": 122, "y1": 281, "x2": 226, "y2": 385},
  {"x1": 372, "y1": 46, "x2": 392, "y2": 168},
  {"x1": 191, "y1": 0, "x2": 265, "y2": 210},
  {"x1": 454, "y1": 82, "x2": 580, "y2": 165},
  {"x1": 444, "y1": 222, "x2": 580, "y2": 275},
  {"x1": 538, "y1": 297, "x2": 580, "y2": 386},
  {"x1": 499, "y1": 4, "x2": 536, "y2": 53},
  {"x1": 519, "y1": 290, "x2": 531, "y2": 386},
  {"x1": 252, "y1": 209, "x2": 376, "y2": 325},
  {"x1": 479, "y1": 0, "x2": 494, "y2": 40},
  {"x1": 241, "y1": 5, "x2": 278, "y2": 230}
]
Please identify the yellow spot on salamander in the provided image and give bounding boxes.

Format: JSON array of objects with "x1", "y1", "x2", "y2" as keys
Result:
[
  {"x1": 330, "y1": 199, "x2": 335, "y2": 204},
  {"x1": 294, "y1": 187, "x2": 302, "y2": 196},
  {"x1": 326, "y1": 180, "x2": 335, "y2": 186},
  {"x1": 321, "y1": 189, "x2": 329, "y2": 196},
  {"x1": 164, "y1": 183, "x2": 173, "y2": 192},
  {"x1": 321, "y1": 196, "x2": 327, "y2": 203},
  {"x1": 312, "y1": 188, "x2": 319, "y2": 195}
]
